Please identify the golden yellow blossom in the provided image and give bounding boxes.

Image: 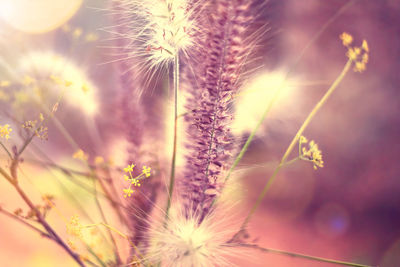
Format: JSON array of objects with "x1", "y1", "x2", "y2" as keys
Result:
[
  {"x1": 124, "y1": 164, "x2": 135, "y2": 173},
  {"x1": 340, "y1": 32, "x2": 353, "y2": 46},
  {"x1": 299, "y1": 135, "x2": 308, "y2": 144},
  {"x1": 66, "y1": 215, "x2": 83, "y2": 238},
  {"x1": 122, "y1": 163, "x2": 152, "y2": 198},
  {"x1": 142, "y1": 166, "x2": 152, "y2": 177},
  {"x1": 123, "y1": 188, "x2": 134, "y2": 198},
  {"x1": 73, "y1": 149, "x2": 89, "y2": 161},
  {"x1": 299, "y1": 137, "x2": 324, "y2": 170},
  {"x1": 341, "y1": 33, "x2": 369, "y2": 73},
  {"x1": 0, "y1": 124, "x2": 12, "y2": 140},
  {"x1": 362, "y1": 40, "x2": 369, "y2": 52}
]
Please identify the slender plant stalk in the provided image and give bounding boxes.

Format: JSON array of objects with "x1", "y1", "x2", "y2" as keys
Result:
[
  {"x1": 233, "y1": 243, "x2": 373, "y2": 267},
  {"x1": 0, "y1": 208, "x2": 51, "y2": 238},
  {"x1": 0, "y1": 164, "x2": 86, "y2": 267},
  {"x1": 237, "y1": 59, "x2": 352, "y2": 233},
  {"x1": 221, "y1": 0, "x2": 357, "y2": 188},
  {"x1": 165, "y1": 54, "x2": 179, "y2": 222},
  {"x1": 91, "y1": 174, "x2": 121, "y2": 265},
  {"x1": 0, "y1": 141, "x2": 12, "y2": 159}
]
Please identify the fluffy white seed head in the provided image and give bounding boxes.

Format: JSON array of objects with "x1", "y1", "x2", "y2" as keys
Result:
[
  {"x1": 146, "y1": 208, "x2": 238, "y2": 267},
  {"x1": 119, "y1": 0, "x2": 197, "y2": 67}
]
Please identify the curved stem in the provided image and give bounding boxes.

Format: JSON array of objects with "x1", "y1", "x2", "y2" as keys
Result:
[
  {"x1": 0, "y1": 208, "x2": 51, "y2": 238},
  {"x1": 233, "y1": 243, "x2": 373, "y2": 267},
  {"x1": 237, "y1": 59, "x2": 352, "y2": 233},
  {"x1": 165, "y1": 53, "x2": 179, "y2": 222},
  {"x1": 0, "y1": 164, "x2": 86, "y2": 267},
  {"x1": 221, "y1": 0, "x2": 357, "y2": 188}
]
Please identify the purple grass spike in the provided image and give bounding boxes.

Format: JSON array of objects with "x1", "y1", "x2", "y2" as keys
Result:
[{"x1": 182, "y1": 0, "x2": 259, "y2": 222}]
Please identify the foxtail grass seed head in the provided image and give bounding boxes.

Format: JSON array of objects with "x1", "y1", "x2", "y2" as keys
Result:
[
  {"x1": 182, "y1": 0, "x2": 260, "y2": 221},
  {"x1": 147, "y1": 208, "x2": 238, "y2": 267},
  {"x1": 113, "y1": 0, "x2": 198, "y2": 68}
]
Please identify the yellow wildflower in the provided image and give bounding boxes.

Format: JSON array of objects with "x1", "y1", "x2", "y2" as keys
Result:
[
  {"x1": 346, "y1": 48, "x2": 358, "y2": 61},
  {"x1": 122, "y1": 163, "x2": 152, "y2": 198},
  {"x1": 299, "y1": 135, "x2": 308, "y2": 144},
  {"x1": 362, "y1": 40, "x2": 369, "y2": 52},
  {"x1": 131, "y1": 178, "x2": 141, "y2": 187},
  {"x1": 123, "y1": 188, "x2": 134, "y2": 198},
  {"x1": 124, "y1": 164, "x2": 135, "y2": 173},
  {"x1": 354, "y1": 62, "x2": 366, "y2": 73},
  {"x1": 142, "y1": 166, "x2": 152, "y2": 177},
  {"x1": 73, "y1": 149, "x2": 89, "y2": 161},
  {"x1": 66, "y1": 215, "x2": 83, "y2": 238},
  {"x1": 299, "y1": 137, "x2": 324, "y2": 170},
  {"x1": 0, "y1": 124, "x2": 12, "y2": 140},
  {"x1": 341, "y1": 33, "x2": 369, "y2": 73},
  {"x1": 340, "y1": 32, "x2": 353, "y2": 46}
]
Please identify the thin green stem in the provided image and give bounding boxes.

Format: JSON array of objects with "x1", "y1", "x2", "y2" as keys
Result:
[
  {"x1": 237, "y1": 59, "x2": 352, "y2": 233},
  {"x1": 165, "y1": 53, "x2": 179, "y2": 223},
  {"x1": 0, "y1": 208, "x2": 51, "y2": 238},
  {"x1": 220, "y1": 0, "x2": 357, "y2": 189},
  {"x1": 282, "y1": 157, "x2": 300, "y2": 167},
  {"x1": 91, "y1": 174, "x2": 121, "y2": 265},
  {"x1": 233, "y1": 243, "x2": 373, "y2": 267},
  {"x1": 0, "y1": 141, "x2": 12, "y2": 159}
]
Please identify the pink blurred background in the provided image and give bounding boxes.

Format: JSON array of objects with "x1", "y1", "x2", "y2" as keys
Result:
[{"x1": 0, "y1": 0, "x2": 399, "y2": 266}]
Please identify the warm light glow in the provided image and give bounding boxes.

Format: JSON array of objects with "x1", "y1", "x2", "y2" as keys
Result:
[
  {"x1": 0, "y1": 0, "x2": 82, "y2": 34},
  {"x1": 18, "y1": 51, "x2": 98, "y2": 116},
  {"x1": 232, "y1": 70, "x2": 300, "y2": 134}
]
